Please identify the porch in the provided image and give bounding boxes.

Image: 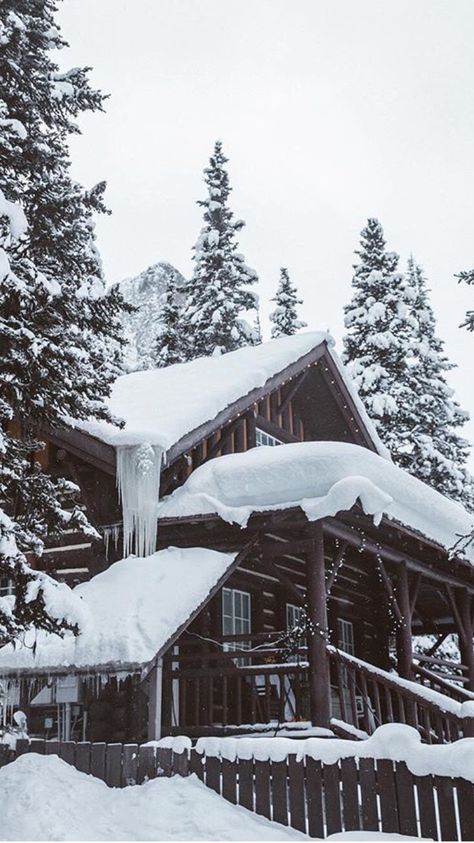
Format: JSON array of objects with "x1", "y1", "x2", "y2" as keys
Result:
[{"x1": 161, "y1": 630, "x2": 474, "y2": 743}]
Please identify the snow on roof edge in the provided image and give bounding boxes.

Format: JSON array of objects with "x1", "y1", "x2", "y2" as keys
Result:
[{"x1": 157, "y1": 442, "x2": 474, "y2": 564}]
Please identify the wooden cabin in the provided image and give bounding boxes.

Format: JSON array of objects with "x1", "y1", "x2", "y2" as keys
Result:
[{"x1": 0, "y1": 332, "x2": 473, "y2": 745}]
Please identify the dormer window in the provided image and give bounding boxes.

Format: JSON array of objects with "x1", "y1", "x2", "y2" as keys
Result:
[{"x1": 256, "y1": 428, "x2": 283, "y2": 448}]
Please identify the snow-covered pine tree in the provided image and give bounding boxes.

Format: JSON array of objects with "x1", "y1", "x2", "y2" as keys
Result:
[
  {"x1": 0, "y1": 1, "x2": 126, "y2": 645},
  {"x1": 154, "y1": 271, "x2": 185, "y2": 367},
  {"x1": 400, "y1": 257, "x2": 474, "y2": 508},
  {"x1": 182, "y1": 141, "x2": 258, "y2": 358},
  {"x1": 342, "y1": 218, "x2": 418, "y2": 457},
  {"x1": 455, "y1": 266, "x2": 474, "y2": 331},
  {"x1": 252, "y1": 310, "x2": 263, "y2": 345},
  {"x1": 269, "y1": 267, "x2": 307, "y2": 338}
]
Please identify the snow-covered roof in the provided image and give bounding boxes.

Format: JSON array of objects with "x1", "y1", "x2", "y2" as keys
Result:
[
  {"x1": 157, "y1": 441, "x2": 474, "y2": 563},
  {"x1": 0, "y1": 547, "x2": 236, "y2": 673},
  {"x1": 75, "y1": 331, "x2": 388, "y2": 457}
]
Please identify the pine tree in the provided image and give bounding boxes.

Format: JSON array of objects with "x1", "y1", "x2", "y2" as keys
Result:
[
  {"x1": 399, "y1": 258, "x2": 473, "y2": 507},
  {"x1": 0, "y1": 1, "x2": 126, "y2": 646},
  {"x1": 252, "y1": 310, "x2": 263, "y2": 345},
  {"x1": 154, "y1": 273, "x2": 184, "y2": 367},
  {"x1": 182, "y1": 141, "x2": 258, "y2": 358},
  {"x1": 343, "y1": 218, "x2": 418, "y2": 456},
  {"x1": 269, "y1": 267, "x2": 307, "y2": 338},
  {"x1": 455, "y1": 266, "x2": 474, "y2": 331}
]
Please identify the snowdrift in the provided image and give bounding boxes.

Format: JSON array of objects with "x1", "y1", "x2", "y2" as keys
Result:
[{"x1": 0, "y1": 753, "x2": 304, "y2": 841}]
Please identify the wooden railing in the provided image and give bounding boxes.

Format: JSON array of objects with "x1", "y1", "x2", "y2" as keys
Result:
[
  {"x1": 412, "y1": 655, "x2": 473, "y2": 701},
  {"x1": 166, "y1": 633, "x2": 472, "y2": 742},
  {"x1": 328, "y1": 648, "x2": 470, "y2": 743},
  {"x1": 2, "y1": 736, "x2": 474, "y2": 840}
]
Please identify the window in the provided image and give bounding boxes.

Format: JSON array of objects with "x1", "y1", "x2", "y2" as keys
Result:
[
  {"x1": 0, "y1": 577, "x2": 14, "y2": 598},
  {"x1": 286, "y1": 603, "x2": 304, "y2": 631},
  {"x1": 337, "y1": 618, "x2": 355, "y2": 655},
  {"x1": 222, "y1": 588, "x2": 251, "y2": 664},
  {"x1": 255, "y1": 428, "x2": 283, "y2": 448}
]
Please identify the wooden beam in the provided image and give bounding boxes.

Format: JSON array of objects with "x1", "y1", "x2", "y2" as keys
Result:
[
  {"x1": 376, "y1": 557, "x2": 404, "y2": 625},
  {"x1": 276, "y1": 370, "x2": 309, "y2": 416},
  {"x1": 306, "y1": 524, "x2": 331, "y2": 728},
  {"x1": 396, "y1": 563, "x2": 413, "y2": 679},
  {"x1": 326, "y1": 541, "x2": 348, "y2": 595},
  {"x1": 322, "y1": 519, "x2": 474, "y2": 593},
  {"x1": 426, "y1": 632, "x2": 449, "y2": 657},
  {"x1": 409, "y1": 573, "x2": 422, "y2": 617},
  {"x1": 445, "y1": 585, "x2": 466, "y2": 644}
]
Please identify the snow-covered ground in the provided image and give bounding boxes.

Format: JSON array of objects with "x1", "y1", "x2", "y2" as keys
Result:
[
  {"x1": 0, "y1": 753, "x2": 425, "y2": 841},
  {"x1": 0, "y1": 754, "x2": 304, "y2": 841}
]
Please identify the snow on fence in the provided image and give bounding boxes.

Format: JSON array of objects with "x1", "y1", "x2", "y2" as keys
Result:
[{"x1": 1, "y1": 726, "x2": 474, "y2": 840}]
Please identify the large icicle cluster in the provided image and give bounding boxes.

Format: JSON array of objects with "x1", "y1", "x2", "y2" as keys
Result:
[{"x1": 116, "y1": 444, "x2": 163, "y2": 557}]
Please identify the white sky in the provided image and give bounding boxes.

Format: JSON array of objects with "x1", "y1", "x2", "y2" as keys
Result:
[{"x1": 57, "y1": 0, "x2": 474, "y2": 467}]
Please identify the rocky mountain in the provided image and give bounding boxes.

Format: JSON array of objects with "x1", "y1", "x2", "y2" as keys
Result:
[{"x1": 116, "y1": 262, "x2": 186, "y2": 371}]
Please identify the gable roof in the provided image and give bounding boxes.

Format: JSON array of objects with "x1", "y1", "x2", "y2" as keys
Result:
[
  {"x1": 157, "y1": 441, "x2": 474, "y2": 564},
  {"x1": 69, "y1": 332, "x2": 389, "y2": 463},
  {"x1": 0, "y1": 547, "x2": 240, "y2": 674}
]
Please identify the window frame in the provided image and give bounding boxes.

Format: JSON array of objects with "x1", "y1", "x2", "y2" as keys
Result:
[{"x1": 255, "y1": 427, "x2": 283, "y2": 448}]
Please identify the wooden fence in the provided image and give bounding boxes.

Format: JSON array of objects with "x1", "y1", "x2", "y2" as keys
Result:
[{"x1": 1, "y1": 737, "x2": 474, "y2": 840}]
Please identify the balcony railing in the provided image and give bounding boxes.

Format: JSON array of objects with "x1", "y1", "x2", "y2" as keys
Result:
[{"x1": 163, "y1": 632, "x2": 472, "y2": 743}]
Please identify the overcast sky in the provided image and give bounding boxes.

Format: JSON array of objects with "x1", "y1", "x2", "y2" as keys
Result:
[{"x1": 57, "y1": 0, "x2": 474, "y2": 466}]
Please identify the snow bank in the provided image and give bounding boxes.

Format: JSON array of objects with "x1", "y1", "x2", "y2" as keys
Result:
[
  {"x1": 0, "y1": 547, "x2": 235, "y2": 672},
  {"x1": 75, "y1": 331, "x2": 386, "y2": 456},
  {"x1": 192, "y1": 723, "x2": 474, "y2": 782},
  {"x1": 157, "y1": 441, "x2": 474, "y2": 562},
  {"x1": 0, "y1": 753, "x2": 303, "y2": 841}
]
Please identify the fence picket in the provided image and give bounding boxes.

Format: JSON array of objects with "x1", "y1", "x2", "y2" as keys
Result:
[
  {"x1": 105, "y1": 743, "x2": 122, "y2": 788},
  {"x1": 59, "y1": 741, "x2": 76, "y2": 766},
  {"x1": 173, "y1": 750, "x2": 188, "y2": 777},
  {"x1": 323, "y1": 763, "x2": 342, "y2": 835},
  {"x1": 306, "y1": 758, "x2": 324, "y2": 839},
  {"x1": 359, "y1": 757, "x2": 378, "y2": 831},
  {"x1": 44, "y1": 740, "x2": 59, "y2": 757},
  {"x1": 237, "y1": 758, "x2": 254, "y2": 811},
  {"x1": 288, "y1": 755, "x2": 306, "y2": 833},
  {"x1": 205, "y1": 755, "x2": 221, "y2": 794},
  {"x1": 376, "y1": 759, "x2": 399, "y2": 834},
  {"x1": 255, "y1": 760, "x2": 271, "y2": 819},
  {"x1": 436, "y1": 776, "x2": 458, "y2": 842},
  {"x1": 158, "y1": 746, "x2": 172, "y2": 777},
  {"x1": 415, "y1": 775, "x2": 438, "y2": 841},
  {"x1": 75, "y1": 742, "x2": 91, "y2": 775},
  {"x1": 340, "y1": 757, "x2": 360, "y2": 831},
  {"x1": 122, "y1": 744, "x2": 138, "y2": 786},
  {"x1": 222, "y1": 758, "x2": 237, "y2": 804},
  {"x1": 189, "y1": 748, "x2": 203, "y2": 780},
  {"x1": 270, "y1": 760, "x2": 288, "y2": 826},
  {"x1": 90, "y1": 742, "x2": 106, "y2": 780},
  {"x1": 394, "y1": 761, "x2": 417, "y2": 838},
  {"x1": 137, "y1": 745, "x2": 156, "y2": 784},
  {"x1": 456, "y1": 779, "x2": 474, "y2": 841}
]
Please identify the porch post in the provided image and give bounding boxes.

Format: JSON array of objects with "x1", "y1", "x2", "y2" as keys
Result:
[
  {"x1": 306, "y1": 521, "x2": 331, "y2": 728},
  {"x1": 396, "y1": 563, "x2": 413, "y2": 680},
  {"x1": 458, "y1": 591, "x2": 474, "y2": 693},
  {"x1": 147, "y1": 658, "x2": 163, "y2": 740}
]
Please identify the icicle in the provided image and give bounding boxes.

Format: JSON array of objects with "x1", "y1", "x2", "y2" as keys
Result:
[
  {"x1": 116, "y1": 443, "x2": 164, "y2": 557},
  {"x1": 103, "y1": 524, "x2": 121, "y2": 560}
]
